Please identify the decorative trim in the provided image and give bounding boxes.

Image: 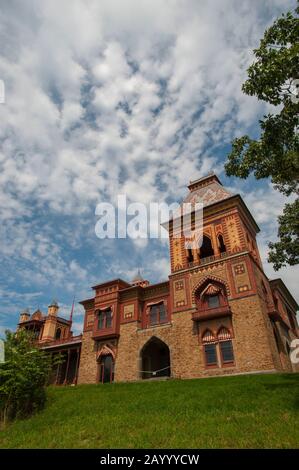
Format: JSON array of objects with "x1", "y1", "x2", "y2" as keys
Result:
[
  {"x1": 191, "y1": 274, "x2": 230, "y2": 303},
  {"x1": 97, "y1": 344, "x2": 116, "y2": 360}
]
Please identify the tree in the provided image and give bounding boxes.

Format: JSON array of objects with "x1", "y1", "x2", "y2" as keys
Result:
[
  {"x1": 225, "y1": 4, "x2": 299, "y2": 270},
  {"x1": 0, "y1": 329, "x2": 55, "y2": 424}
]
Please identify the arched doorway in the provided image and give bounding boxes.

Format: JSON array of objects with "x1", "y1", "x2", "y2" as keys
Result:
[
  {"x1": 140, "y1": 337, "x2": 171, "y2": 379},
  {"x1": 98, "y1": 354, "x2": 114, "y2": 383}
]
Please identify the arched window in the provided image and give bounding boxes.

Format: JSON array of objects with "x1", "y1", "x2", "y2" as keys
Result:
[
  {"x1": 217, "y1": 327, "x2": 234, "y2": 364},
  {"x1": 187, "y1": 248, "x2": 194, "y2": 263},
  {"x1": 98, "y1": 354, "x2": 114, "y2": 383},
  {"x1": 218, "y1": 234, "x2": 226, "y2": 254},
  {"x1": 217, "y1": 327, "x2": 231, "y2": 341},
  {"x1": 202, "y1": 329, "x2": 215, "y2": 343},
  {"x1": 201, "y1": 327, "x2": 235, "y2": 368},
  {"x1": 200, "y1": 235, "x2": 214, "y2": 259},
  {"x1": 202, "y1": 330, "x2": 217, "y2": 366},
  {"x1": 55, "y1": 328, "x2": 61, "y2": 340},
  {"x1": 195, "y1": 279, "x2": 228, "y2": 312},
  {"x1": 208, "y1": 294, "x2": 220, "y2": 308}
]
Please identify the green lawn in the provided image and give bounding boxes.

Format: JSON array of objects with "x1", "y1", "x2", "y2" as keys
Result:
[{"x1": 0, "y1": 373, "x2": 298, "y2": 448}]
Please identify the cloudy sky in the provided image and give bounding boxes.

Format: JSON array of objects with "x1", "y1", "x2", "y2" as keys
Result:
[{"x1": 0, "y1": 0, "x2": 297, "y2": 334}]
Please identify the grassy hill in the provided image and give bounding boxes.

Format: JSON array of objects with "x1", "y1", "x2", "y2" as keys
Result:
[{"x1": 0, "y1": 373, "x2": 298, "y2": 448}]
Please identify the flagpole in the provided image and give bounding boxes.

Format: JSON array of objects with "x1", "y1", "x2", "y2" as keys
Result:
[{"x1": 69, "y1": 295, "x2": 75, "y2": 335}]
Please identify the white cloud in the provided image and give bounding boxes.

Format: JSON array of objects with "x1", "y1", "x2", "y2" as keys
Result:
[{"x1": 0, "y1": 0, "x2": 297, "y2": 327}]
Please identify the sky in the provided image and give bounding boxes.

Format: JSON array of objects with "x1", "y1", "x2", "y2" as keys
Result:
[{"x1": 0, "y1": 0, "x2": 298, "y2": 335}]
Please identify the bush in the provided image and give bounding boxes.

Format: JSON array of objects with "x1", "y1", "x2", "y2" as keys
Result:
[{"x1": 0, "y1": 329, "x2": 53, "y2": 424}]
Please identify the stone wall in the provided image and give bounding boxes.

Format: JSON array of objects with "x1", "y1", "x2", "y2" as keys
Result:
[
  {"x1": 77, "y1": 330, "x2": 98, "y2": 384},
  {"x1": 78, "y1": 291, "x2": 285, "y2": 384}
]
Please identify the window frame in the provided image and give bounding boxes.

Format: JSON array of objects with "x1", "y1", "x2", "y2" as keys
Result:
[
  {"x1": 204, "y1": 342, "x2": 218, "y2": 367},
  {"x1": 207, "y1": 294, "x2": 220, "y2": 309},
  {"x1": 202, "y1": 328, "x2": 235, "y2": 369},
  {"x1": 55, "y1": 327, "x2": 62, "y2": 340},
  {"x1": 218, "y1": 234, "x2": 226, "y2": 254},
  {"x1": 148, "y1": 302, "x2": 168, "y2": 327},
  {"x1": 219, "y1": 339, "x2": 235, "y2": 366},
  {"x1": 97, "y1": 308, "x2": 113, "y2": 330}
]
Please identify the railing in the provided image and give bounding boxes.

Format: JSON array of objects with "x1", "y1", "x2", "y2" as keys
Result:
[
  {"x1": 192, "y1": 305, "x2": 232, "y2": 321},
  {"x1": 40, "y1": 334, "x2": 82, "y2": 348},
  {"x1": 188, "y1": 251, "x2": 230, "y2": 268}
]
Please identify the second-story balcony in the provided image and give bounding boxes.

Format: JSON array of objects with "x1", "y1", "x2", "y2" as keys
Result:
[
  {"x1": 39, "y1": 334, "x2": 82, "y2": 349},
  {"x1": 92, "y1": 308, "x2": 119, "y2": 340},
  {"x1": 192, "y1": 304, "x2": 232, "y2": 321},
  {"x1": 92, "y1": 324, "x2": 119, "y2": 340}
]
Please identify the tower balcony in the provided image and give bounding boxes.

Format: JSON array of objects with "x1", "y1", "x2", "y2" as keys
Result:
[
  {"x1": 192, "y1": 305, "x2": 232, "y2": 321},
  {"x1": 188, "y1": 251, "x2": 230, "y2": 268}
]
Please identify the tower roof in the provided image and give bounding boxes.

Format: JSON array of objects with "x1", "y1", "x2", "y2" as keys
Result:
[
  {"x1": 21, "y1": 308, "x2": 30, "y2": 315},
  {"x1": 184, "y1": 172, "x2": 232, "y2": 208}
]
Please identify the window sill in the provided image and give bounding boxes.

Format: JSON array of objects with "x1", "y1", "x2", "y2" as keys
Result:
[{"x1": 221, "y1": 362, "x2": 235, "y2": 368}]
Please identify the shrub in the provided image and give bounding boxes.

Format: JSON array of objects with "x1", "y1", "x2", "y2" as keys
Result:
[{"x1": 0, "y1": 329, "x2": 53, "y2": 424}]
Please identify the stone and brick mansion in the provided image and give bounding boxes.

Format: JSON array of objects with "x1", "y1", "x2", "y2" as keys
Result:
[{"x1": 17, "y1": 173, "x2": 299, "y2": 384}]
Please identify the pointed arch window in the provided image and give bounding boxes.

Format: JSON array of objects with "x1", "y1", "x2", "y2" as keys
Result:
[
  {"x1": 201, "y1": 327, "x2": 235, "y2": 368},
  {"x1": 217, "y1": 327, "x2": 234, "y2": 364},
  {"x1": 187, "y1": 248, "x2": 194, "y2": 263},
  {"x1": 55, "y1": 328, "x2": 61, "y2": 340},
  {"x1": 202, "y1": 330, "x2": 217, "y2": 366},
  {"x1": 202, "y1": 329, "x2": 215, "y2": 343},
  {"x1": 195, "y1": 280, "x2": 228, "y2": 312},
  {"x1": 200, "y1": 235, "x2": 214, "y2": 259},
  {"x1": 218, "y1": 234, "x2": 226, "y2": 254},
  {"x1": 208, "y1": 294, "x2": 220, "y2": 308},
  {"x1": 217, "y1": 327, "x2": 231, "y2": 341}
]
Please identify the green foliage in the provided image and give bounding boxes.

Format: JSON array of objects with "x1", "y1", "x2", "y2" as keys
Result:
[
  {"x1": 225, "y1": 4, "x2": 299, "y2": 269},
  {"x1": 0, "y1": 329, "x2": 54, "y2": 424},
  {"x1": 268, "y1": 199, "x2": 299, "y2": 269}
]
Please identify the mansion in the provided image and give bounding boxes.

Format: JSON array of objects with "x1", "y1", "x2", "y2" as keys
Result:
[{"x1": 18, "y1": 173, "x2": 299, "y2": 384}]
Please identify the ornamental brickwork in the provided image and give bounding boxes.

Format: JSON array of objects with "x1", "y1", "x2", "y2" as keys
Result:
[{"x1": 18, "y1": 173, "x2": 299, "y2": 384}]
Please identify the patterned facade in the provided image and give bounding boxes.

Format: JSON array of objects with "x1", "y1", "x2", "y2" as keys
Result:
[{"x1": 18, "y1": 174, "x2": 299, "y2": 384}]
